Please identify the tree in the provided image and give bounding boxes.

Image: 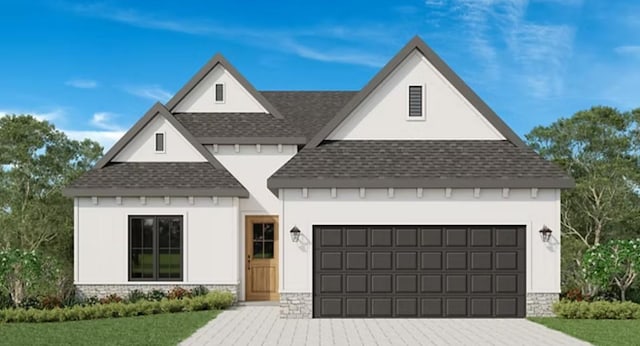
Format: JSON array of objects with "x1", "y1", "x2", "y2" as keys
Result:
[
  {"x1": 526, "y1": 106, "x2": 640, "y2": 292},
  {"x1": 583, "y1": 239, "x2": 640, "y2": 301},
  {"x1": 0, "y1": 115, "x2": 102, "y2": 302}
]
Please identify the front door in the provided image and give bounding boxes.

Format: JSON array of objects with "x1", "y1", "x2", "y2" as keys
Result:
[{"x1": 245, "y1": 215, "x2": 279, "y2": 301}]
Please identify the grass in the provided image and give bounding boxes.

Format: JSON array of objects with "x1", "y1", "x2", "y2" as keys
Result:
[
  {"x1": 0, "y1": 310, "x2": 219, "y2": 346},
  {"x1": 530, "y1": 317, "x2": 640, "y2": 346}
]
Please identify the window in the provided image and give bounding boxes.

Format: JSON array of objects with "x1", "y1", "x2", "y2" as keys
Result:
[
  {"x1": 155, "y1": 132, "x2": 165, "y2": 152},
  {"x1": 129, "y1": 216, "x2": 183, "y2": 281},
  {"x1": 214, "y1": 83, "x2": 224, "y2": 103},
  {"x1": 408, "y1": 85, "x2": 424, "y2": 119},
  {"x1": 252, "y1": 222, "x2": 275, "y2": 259}
]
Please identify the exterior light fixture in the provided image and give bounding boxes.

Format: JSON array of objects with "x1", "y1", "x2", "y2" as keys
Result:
[
  {"x1": 539, "y1": 225, "x2": 552, "y2": 243},
  {"x1": 290, "y1": 226, "x2": 301, "y2": 242}
]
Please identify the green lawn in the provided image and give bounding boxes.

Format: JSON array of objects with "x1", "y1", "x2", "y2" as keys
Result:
[
  {"x1": 0, "y1": 310, "x2": 219, "y2": 346},
  {"x1": 530, "y1": 318, "x2": 640, "y2": 346}
]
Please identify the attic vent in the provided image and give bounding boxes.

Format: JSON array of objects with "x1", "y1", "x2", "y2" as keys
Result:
[
  {"x1": 215, "y1": 83, "x2": 225, "y2": 103},
  {"x1": 408, "y1": 85, "x2": 423, "y2": 118},
  {"x1": 155, "y1": 133, "x2": 165, "y2": 152}
]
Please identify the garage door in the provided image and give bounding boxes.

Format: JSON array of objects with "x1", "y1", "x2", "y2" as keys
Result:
[{"x1": 313, "y1": 225, "x2": 525, "y2": 318}]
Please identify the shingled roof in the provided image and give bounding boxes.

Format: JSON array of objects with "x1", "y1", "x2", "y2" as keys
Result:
[
  {"x1": 268, "y1": 140, "x2": 574, "y2": 191},
  {"x1": 64, "y1": 162, "x2": 248, "y2": 197}
]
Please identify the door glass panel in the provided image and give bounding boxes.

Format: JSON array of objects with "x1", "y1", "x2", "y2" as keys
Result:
[
  {"x1": 253, "y1": 223, "x2": 263, "y2": 240},
  {"x1": 130, "y1": 249, "x2": 143, "y2": 278},
  {"x1": 158, "y1": 218, "x2": 170, "y2": 247},
  {"x1": 142, "y1": 249, "x2": 154, "y2": 278},
  {"x1": 142, "y1": 218, "x2": 154, "y2": 248},
  {"x1": 264, "y1": 223, "x2": 274, "y2": 241},
  {"x1": 131, "y1": 219, "x2": 142, "y2": 247},
  {"x1": 253, "y1": 241, "x2": 263, "y2": 258},
  {"x1": 263, "y1": 241, "x2": 274, "y2": 259}
]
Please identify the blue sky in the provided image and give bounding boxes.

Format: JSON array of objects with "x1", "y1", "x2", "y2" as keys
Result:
[{"x1": 1, "y1": 0, "x2": 639, "y2": 149}]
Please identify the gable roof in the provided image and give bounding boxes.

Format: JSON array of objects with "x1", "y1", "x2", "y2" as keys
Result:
[
  {"x1": 305, "y1": 36, "x2": 526, "y2": 148},
  {"x1": 268, "y1": 140, "x2": 574, "y2": 192},
  {"x1": 94, "y1": 102, "x2": 225, "y2": 169},
  {"x1": 165, "y1": 53, "x2": 283, "y2": 118}
]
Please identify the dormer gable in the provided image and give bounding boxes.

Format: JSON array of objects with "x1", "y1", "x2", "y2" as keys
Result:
[
  {"x1": 166, "y1": 54, "x2": 283, "y2": 117},
  {"x1": 308, "y1": 36, "x2": 525, "y2": 148},
  {"x1": 94, "y1": 103, "x2": 224, "y2": 169}
]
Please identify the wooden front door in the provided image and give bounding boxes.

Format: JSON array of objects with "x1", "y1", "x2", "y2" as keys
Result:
[{"x1": 245, "y1": 215, "x2": 279, "y2": 301}]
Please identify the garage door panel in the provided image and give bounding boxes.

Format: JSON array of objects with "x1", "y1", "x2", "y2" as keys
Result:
[
  {"x1": 396, "y1": 228, "x2": 418, "y2": 246},
  {"x1": 470, "y1": 228, "x2": 492, "y2": 247},
  {"x1": 314, "y1": 225, "x2": 525, "y2": 318},
  {"x1": 346, "y1": 275, "x2": 367, "y2": 293},
  {"x1": 445, "y1": 228, "x2": 467, "y2": 246},
  {"x1": 421, "y1": 252, "x2": 442, "y2": 269},
  {"x1": 371, "y1": 252, "x2": 392, "y2": 269},
  {"x1": 371, "y1": 274, "x2": 392, "y2": 293},
  {"x1": 421, "y1": 228, "x2": 442, "y2": 246},
  {"x1": 446, "y1": 298, "x2": 467, "y2": 316},
  {"x1": 371, "y1": 228, "x2": 393, "y2": 246},
  {"x1": 346, "y1": 252, "x2": 367, "y2": 269},
  {"x1": 471, "y1": 252, "x2": 492, "y2": 270},
  {"x1": 396, "y1": 274, "x2": 418, "y2": 293},
  {"x1": 446, "y1": 252, "x2": 467, "y2": 270},
  {"x1": 421, "y1": 274, "x2": 442, "y2": 293},
  {"x1": 396, "y1": 252, "x2": 418, "y2": 269},
  {"x1": 320, "y1": 252, "x2": 343, "y2": 270},
  {"x1": 345, "y1": 228, "x2": 367, "y2": 247}
]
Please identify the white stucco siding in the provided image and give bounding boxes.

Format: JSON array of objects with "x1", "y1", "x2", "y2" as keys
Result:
[
  {"x1": 113, "y1": 115, "x2": 206, "y2": 162},
  {"x1": 280, "y1": 188, "x2": 560, "y2": 295},
  {"x1": 75, "y1": 197, "x2": 239, "y2": 285},
  {"x1": 210, "y1": 144, "x2": 297, "y2": 215},
  {"x1": 173, "y1": 65, "x2": 268, "y2": 113},
  {"x1": 327, "y1": 51, "x2": 505, "y2": 140}
]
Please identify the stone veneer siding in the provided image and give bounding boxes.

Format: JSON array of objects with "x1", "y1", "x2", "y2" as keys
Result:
[
  {"x1": 280, "y1": 293, "x2": 312, "y2": 318},
  {"x1": 526, "y1": 293, "x2": 558, "y2": 317},
  {"x1": 279, "y1": 292, "x2": 558, "y2": 319},
  {"x1": 76, "y1": 284, "x2": 238, "y2": 301}
]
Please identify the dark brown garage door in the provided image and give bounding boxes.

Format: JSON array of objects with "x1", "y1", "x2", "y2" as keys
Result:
[{"x1": 313, "y1": 225, "x2": 525, "y2": 318}]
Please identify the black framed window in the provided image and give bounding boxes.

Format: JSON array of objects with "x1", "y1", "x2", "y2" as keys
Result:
[{"x1": 129, "y1": 215, "x2": 183, "y2": 281}]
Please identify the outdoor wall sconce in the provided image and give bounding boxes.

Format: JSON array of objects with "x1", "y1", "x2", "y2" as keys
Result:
[
  {"x1": 539, "y1": 225, "x2": 553, "y2": 243},
  {"x1": 290, "y1": 226, "x2": 301, "y2": 242}
]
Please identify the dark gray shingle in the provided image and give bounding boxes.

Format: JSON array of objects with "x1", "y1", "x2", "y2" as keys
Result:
[{"x1": 269, "y1": 140, "x2": 572, "y2": 187}]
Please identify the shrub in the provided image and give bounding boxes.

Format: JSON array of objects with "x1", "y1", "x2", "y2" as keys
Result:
[
  {"x1": 583, "y1": 239, "x2": 640, "y2": 302},
  {"x1": 40, "y1": 295, "x2": 63, "y2": 309},
  {"x1": 0, "y1": 293, "x2": 13, "y2": 310},
  {"x1": 19, "y1": 296, "x2": 41, "y2": 310},
  {"x1": 562, "y1": 288, "x2": 590, "y2": 302},
  {"x1": 127, "y1": 289, "x2": 146, "y2": 303},
  {"x1": 553, "y1": 299, "x2": 640, "y2": 319},
  {"x1": 190, "y1": 285, "x2": 209, "y2": 297},
  {"x1": 99, "y1": 294, "x2": 123, "y2": 305},
  {"x1": 0, "y1": 290, "x2": 235, "y2": 323},
  {"x1": 167, "y1": 287, "x2": 191, "y2": 300},
  {"x1": 85, "y1": 296, "x2": 100, "y2": 306},
  {"x1": 146, "y1": 289, "x2": 166, "y2": 301}
]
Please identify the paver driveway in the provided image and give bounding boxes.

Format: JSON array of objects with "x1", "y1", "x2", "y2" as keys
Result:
[{"x1": 180, "y1": 305, "x2": 589, "y2": 346}]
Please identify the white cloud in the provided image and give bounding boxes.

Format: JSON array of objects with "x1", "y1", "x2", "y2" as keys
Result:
[
  {"x1": 67, "y1": 3, "x2": 399, "y2": 68},
  {"x1": 65, "y1": 79, "x2": 98, "y2": 89},
  {"x1": 615, "y1": 45, "x2": 640, "y2": 56},
  {"x1": 124, "y1": 85, "x2": 173, "y2": 102},
  {"x1": 0, "y1": 108, "x2": 65, "y2": 122},
  {"x1": 91, "y1": 112, "x2": 123, "y2": 131}
]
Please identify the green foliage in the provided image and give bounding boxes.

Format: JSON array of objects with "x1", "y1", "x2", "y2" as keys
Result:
[
  {"x1": 146, "y1": 289, "x2": 166, "y2": 301},
  {"x1": 99, "y1": 294, "x2": 123, "y2": 305},
  {"x1": 190, "y1": 285, "x2": 209, "y2": 297},
  {"x1": 584, "y1": 239, "x2": 640, "y2": 301},
  {"x1": 126, "y1": 289, "x2": 146, "y2": 303},
  {"x1": 553, "y1": 300, "x2": 640, "y2": 319},
  {"x1": 0, "y1": 291, "x2": 234, "y2": 323},
  {"x1": 0, "y1": 249, "x2": 44, "y2": 302}
]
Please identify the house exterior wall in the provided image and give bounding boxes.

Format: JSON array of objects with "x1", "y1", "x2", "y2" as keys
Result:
[
  {"x1": 173, "y1": 65, "x2": 268, "y2": 113},
  {"x1": 327, "y1": 51, "x2": 505, "y2": 141},
  {"x1": 210, "y1": 144, "x2": 297, "y2": 300},
  {"x1": 74, "y1": 196, "x2": 240, "y2": 297},
  {"x1": 278, "y1": 188, "x2": 561, "y2": 317},
  {"x1": 113, "y1": 115, "x2": 206, "y2": 162}
]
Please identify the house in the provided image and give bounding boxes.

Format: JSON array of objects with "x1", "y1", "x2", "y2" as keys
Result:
[{"x1": 64, "y1": 36, "x2": 574, "y2": 318}]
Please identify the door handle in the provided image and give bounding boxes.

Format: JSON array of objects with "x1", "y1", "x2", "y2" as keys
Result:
[{"x1": 247, "y1": 255, "x2": 251, "y2": 270}]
